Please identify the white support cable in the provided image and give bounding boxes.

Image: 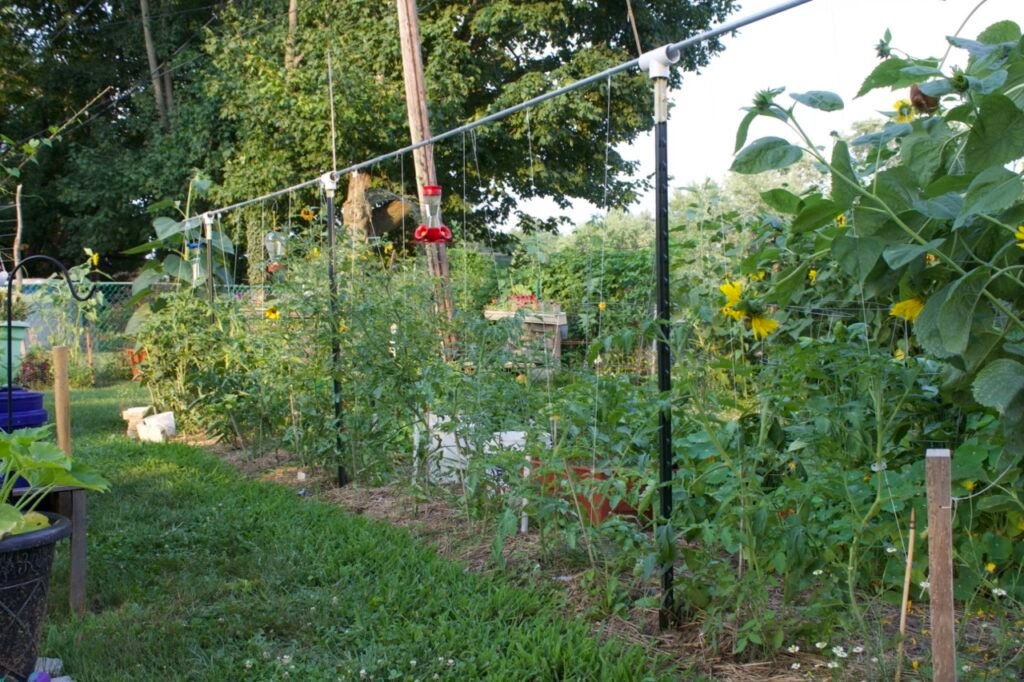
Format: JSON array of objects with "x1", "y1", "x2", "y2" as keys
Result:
[{"x1": 198, "y1": 0, "x2": 815, "y2": 220}]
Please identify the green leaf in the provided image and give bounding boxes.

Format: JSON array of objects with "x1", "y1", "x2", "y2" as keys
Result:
[
  {"x1": 900, "y1": 123, "x2": 951, "y2": 187},
  {"x1": 153, "y1": 216, "x2": 184, "y2": 240},
  {"x1": 0, "y1": 504, "x2": 20, "y2": 540},
  {"x1": 768, "y1": 262, "x2": 810, "y2": 306},
  {"x1": 917, "y1": 79, "x2": 954, "y2": 98},
  {"x1": 163, "y1": 254, "x2": 192, "y2": 282},
  {"x1": 122, "y1": 239, "x2": 164, "y2": 256},
  {"x1": 973, "y1": 359, "x2": 1024, "y2": 413},
  {"x1": 938, "y1": 269, "x2": 988, "y2": 355},
  {"x1": 760, "y1": 188, "x2": 803, "y2": 214},
  {"x1": 730, "y1": 137, "x2": 803, "y2": 175},
  {"x1": 976, "y1": 20, "x2": 1021, "y2": 45},
  {"x1": 209, "y1": 230, "x2": 235, "y2": 255},
  {"x1": 957, "y1": 166, "x2": 1023, "y2": 227},
  {"x1": 791, "y1": 197, "x2": 839, "y2": 233},
  {"x1": 830, "y1": 140, "x2": 858, "y2": 211},
  {"x1": 856, "y1": 57, "x2": 938, "y2": 97},
  {"x1": 832, "y1": 234, "x2": 883, "y2": 285},
  {"x1": 914, "y1": 282, "x2": 958, "y2": 359},
  {"x1": 857, "y1": 58, "x2": 911, "y2": 97},
  {"x1": 734, "y1": 109, "x2": 757, "y2": 153},
  {"x1": 965, "y1": 94, "x2": 1024, "y2": 172},
  {"x1": 882, "y1": 239, "x2": 945, "y2": 269},
  {"x1": 913, "y1": 194, "x2": 963, "y2": 220},
  {"x1": 790, "y1": 90, "x2": 844, "y2": 111}
]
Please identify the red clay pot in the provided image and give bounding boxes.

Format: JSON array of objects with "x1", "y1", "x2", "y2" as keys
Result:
[{"x1": 529, "y1": 458, "x2": 640, "y2": 525}]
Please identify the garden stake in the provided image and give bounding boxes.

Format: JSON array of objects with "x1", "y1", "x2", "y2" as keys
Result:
[
  {"x1": 322, "y1": 173, "x2": 348, "y2": 486},
  {"x1": 894, "y1": 508, "x2": 916, "y2": 682},
  {"x1": 926, "y1": 449, "x2": 956, "y2": 681},
  {"x1": 639, "y1": 43, "x2": 679, "y2": 630}
]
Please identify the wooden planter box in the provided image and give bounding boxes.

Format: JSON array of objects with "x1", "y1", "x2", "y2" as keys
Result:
[{"x1": 484, "y1": 305, "x2": 568, "y2": 365}]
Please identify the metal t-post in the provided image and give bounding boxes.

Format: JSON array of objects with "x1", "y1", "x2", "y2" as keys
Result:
[
  {"x1": 322, "y1": 173, "x2": 348, "y2": 486},
  {"x1": 639, "y1": 45, "x2": 679, "y2": 630}
]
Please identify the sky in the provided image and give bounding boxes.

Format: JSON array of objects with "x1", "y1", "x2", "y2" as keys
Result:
[{"x1": 521, "y1": 0, "x2": 1021, "y2": 229}]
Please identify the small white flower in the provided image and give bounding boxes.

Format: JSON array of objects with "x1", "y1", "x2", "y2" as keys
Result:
[
  {"x1": 410, "y1": 660, "x2": 417, "y2": 667},
  {"x1": 360, "y1": 670, "x2": 367, "y2": 679},
  {"x1": 870, "y1": 461, "x2": 887, "y2": 472},
  {"x1": 281, "y1": 655, "x2": 292, "y2": 665},
  {"x1": 832, "y1": 645, "x2": 848, "y2": 658},
  {"x1": 920, "y1": 580, "x2": 930, "y2": 590},
  {"x1": 787, "y1": 645, "x2": 800, "y2": 653},
  {"x1": 827, "y1": 661, "x2": 839, "y2": 669},
  {"x1": 871, "y1": 657, "x2": 879, "y2": 663},
  {"x1": 993, "y1": 587, "x2": 1008, "y2": 598},
  {"x1": 447, "y1": 659, "x2": 455, "y2": 666},
  {"x1": 886, "y1": 545, "x2": 898, "y2": 554},
  {"x1": 244, "y1": 660, "x2": 254, "y2": 669},
  {"x1": 852, "y1": 646, "x2": 864, "y2": 654},
  {"x1": 816, "y1": 641, "x2": 828, "y2": 649},
  {"x1": 962, "y1": 664, "x2": 972, "y2": 672},
  {"x1": 790, "y1": 663, "x2": 801, "y2": 670},
  {"x1": 812, "y1": 569, "x2": 824, "y2": 576}
]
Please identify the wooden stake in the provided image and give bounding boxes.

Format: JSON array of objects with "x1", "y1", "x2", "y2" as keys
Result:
[
  {"x1": 926, "y1": 449, "x2": 956, "y2": 681},
  {"x1": 53, "y1": 345, "x2": 87, "y2": 615},
  {"x1": 53, "y1": 346, "x2": 72, "y2": 455},
  {"x1": 894, "y1": 508, "x2": 916, "y2": 682}
]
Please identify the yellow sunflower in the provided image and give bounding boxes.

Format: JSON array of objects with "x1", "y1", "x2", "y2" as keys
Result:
[
  {"x1": 808, "y1": 269, "x2": 817, "y2": 285},
  {"x1": 598, "y1": 301, "x2": 607, "y2": 312},
  {"x1": 265, "y1": 307, "x2": 280, "y2": 321},
  {"x1": 750, "y1": 315, "x2": 779, "y2": 340},
  {"x1": 893, "y1": 99, "x2": 917, "y2": 124},
  {"x1": 836, "y1": 214, "x2": 847, "y2": 228},
  {"x1": 300, "y1": 207, "x2": 315, "y2": 222},
  {"x1": 1016, "y1": 224, "x2": 1024, "y2": 250},
  {"x1": 890, "y1": 297, "x2": 925, "y2": 322}
]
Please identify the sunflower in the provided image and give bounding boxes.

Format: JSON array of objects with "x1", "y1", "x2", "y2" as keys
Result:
[
  {"x1": 264, "y1": 307, "x2": 280, "y2": 321},
  {"x1": 300, "y1": 207, "x2": 315, "y2": 222},
  {"x1": 1015, "y1": 224, "x2": 1024, "y2": 250},
  {"x1": 750, "y1": 315, "x2": 779, "y2": 340},
  {"x1": 836, "y1": 214, "x2": 847, "y2": 228},
  {"x1": 90, "y1": 252, "x2": 100, "y2": 267},
  {"x1": 893, "y1": 99, "x2": 916, "y2": 124},
  {"x1": 598, "y1": 301, "x2": 607, "y2": 312},
  {"x1": 890, "y1": 297, "x2": 925, "y2": 322},
  {"x1": 808, "y1": 269, "x2": 817, "y2": 285}
]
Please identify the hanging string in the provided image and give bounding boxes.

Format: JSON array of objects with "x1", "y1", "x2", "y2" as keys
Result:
[{"x1": 327, "y1": 50, "x2": 338, "y2": 175}]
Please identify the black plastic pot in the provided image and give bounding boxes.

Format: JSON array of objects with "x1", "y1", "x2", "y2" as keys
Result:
[{"x1": 0, "y1": 512, "x2": 71, "y2": 682}]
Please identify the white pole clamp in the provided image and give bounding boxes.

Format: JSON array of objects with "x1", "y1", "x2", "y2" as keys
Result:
[
  {"x1": 320, "y1": 172, "x2": 338, "y2": 194},
  {"x1": 638, "y1": 45, "x2": 679, "y2": 80},
  {"x1": 201, "y1": 212, "x2": 215, "y2": 238}
]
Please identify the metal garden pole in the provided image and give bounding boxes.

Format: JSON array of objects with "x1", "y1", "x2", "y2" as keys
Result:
[
  {"x1": 639, "y1": 45, "x2": 679, "y2": 630},
  {"x1": 322, "y1": 173, "x2": 348, "y2": 486}
]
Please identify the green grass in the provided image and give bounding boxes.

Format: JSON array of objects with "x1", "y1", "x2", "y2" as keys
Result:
[{"x1": 41, "y1": 384, "x2": 668, "y2": 680}]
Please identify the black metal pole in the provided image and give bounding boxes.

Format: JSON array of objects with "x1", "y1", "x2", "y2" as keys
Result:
[
  {"x1": 324, "y1": 177, "x2": 349, "y2": 486},
  {"x1": 653, "y1": 75, "x2": 675, "y2": 630},
  {"x1": 5, "y1": 255, "x2": 97, "y2": 430}
]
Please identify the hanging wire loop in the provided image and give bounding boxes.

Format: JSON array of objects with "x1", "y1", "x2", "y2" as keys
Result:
[{"x1": 5, "y1": 255, "x2": 99, "y2": 429}]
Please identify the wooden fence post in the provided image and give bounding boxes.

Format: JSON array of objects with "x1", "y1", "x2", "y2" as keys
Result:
[{"x1": 926, "y1": 448, "x2": 956, "y2": 681}]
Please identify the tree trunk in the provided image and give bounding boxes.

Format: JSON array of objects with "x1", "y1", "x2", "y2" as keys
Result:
[
  {"x1": 159, "y1": 0, "x2": 174, "y2": 116},
  {"x1": 285, "y1": 0, "x2": 299, "y2": 70},
  {"x1": 342, "y1": 171, "x2": 373, "y2": 240},
  {"x1": 139, "y1": 0, "x2": 167, "y2": 127},
  {"x1": 161, "y1": 63, "x2": 174, "y2": 116}
]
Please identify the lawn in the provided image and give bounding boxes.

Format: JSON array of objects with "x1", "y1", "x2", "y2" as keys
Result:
[{"x1": 40, "y1": 384, "x2": 670, "y2": 681}]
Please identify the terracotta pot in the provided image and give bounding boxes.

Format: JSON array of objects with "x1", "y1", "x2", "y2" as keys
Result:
[{"x1": 529, "y1": 458, "x2": 640, "y2": 525}]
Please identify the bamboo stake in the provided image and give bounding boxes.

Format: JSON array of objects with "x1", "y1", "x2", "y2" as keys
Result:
[
  {"x1": 894, "y1": 508, "x2": 916, "y2": 682},
  {"x1": 53, "y1": 346, "x2": 71, "y2": 455}
]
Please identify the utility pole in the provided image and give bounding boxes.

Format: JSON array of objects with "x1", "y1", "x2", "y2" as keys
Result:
[{"x1": 395, "y1": 0, "x2": 453, "y2": 319}]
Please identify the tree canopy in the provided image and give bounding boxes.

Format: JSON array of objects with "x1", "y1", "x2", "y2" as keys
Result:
[{"x1": 1, "y1": 0, "x2": 738, "y2": 276}]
